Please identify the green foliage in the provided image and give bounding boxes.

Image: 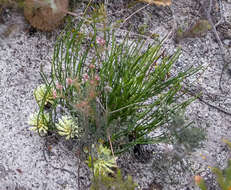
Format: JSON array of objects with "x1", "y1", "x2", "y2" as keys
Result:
[
  {"x1": 169, "y1": 111, "x2": 206, "y2": 152},
  {"x1": 197, "y1": 161, "x2": 231, "y2": 190},
  {"x1": 90, "y1": 169, "x2": 138, "y2": 190},
  {"x1": 223, "y1": 139, "x2": 231, "y2": 149},
  {"x1": 196, "y1": 177, "x2": 207, "y2": 190},
  {"x1": 176, "y1": 19, "x2": 212, "y2": 42},
  {"x1": 34, "y1": 84, "x2": 55, "y2": 106},
  {"x1": 196, "y1": 140, "x2": 231, "y2": 190},
  {"x1": 188, "y1": 20, "x2": 212, "y2": 36},
  {"x1": 28, "y1": 111, "x2": 50, "y2": 134},
  {"x1": 0, "y1": 0, "x2": 24, "y2": 8},
  {"x1": 56, "y1": 115, "x2": 80, "y2": 139},
  {"x1": 86, "y1": 143, "x2": 137, "y2": 189},
  {"x1": 87, "y1": 143, "x2": 117, "y2": 176},
  {"x1": 211, "y1": 161, "x2": 231, "y2": 190}
]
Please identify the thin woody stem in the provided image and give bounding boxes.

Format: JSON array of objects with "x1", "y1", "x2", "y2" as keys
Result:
[{"x1": 107, "y1": 132, "x2": 116, "y2": 159}]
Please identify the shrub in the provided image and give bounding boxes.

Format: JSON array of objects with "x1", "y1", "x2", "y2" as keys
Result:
[
  {"x1": 26, "y1": 5, "x2": 207, "y2": 188},
  {"x1": 28, "y1": 12, "x2": 201, "y2": 155}
]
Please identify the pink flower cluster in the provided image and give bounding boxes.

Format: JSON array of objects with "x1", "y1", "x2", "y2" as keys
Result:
[
  {"x1": 83, "y1": 74, "x2": 89, "y2": 82},
  {"x1": 94, "y1": 75, "x2": 100, "y2": 81},
  {"x1": 89, "y1": 64, "x2": 95, "y2": 69},
  {"x1": 56, "y1": 83, "x2": 63, "y2": 90},
  {"x1": 53, "y1": 90, "x2": 57, "y2": 99},
  {"x1": 66, "y1": 78, "x2": 73, "y2": 85},
  {"x1": 96, "y1": 37, "x2": 106, "y2": 46}
]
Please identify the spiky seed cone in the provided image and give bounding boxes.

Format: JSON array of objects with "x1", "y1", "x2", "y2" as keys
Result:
[{"x1": 24, "y1": 0, "x2": 69, "y2": 31}]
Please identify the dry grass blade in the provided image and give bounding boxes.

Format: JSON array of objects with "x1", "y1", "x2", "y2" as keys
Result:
[{"x1": 138, "y1": 0, "x2": 171, "y2": 6}]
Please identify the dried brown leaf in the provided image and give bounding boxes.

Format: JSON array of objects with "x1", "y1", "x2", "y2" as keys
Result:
[{"x1": 16, "y1": 168, "x2": 23, "y2": 174}]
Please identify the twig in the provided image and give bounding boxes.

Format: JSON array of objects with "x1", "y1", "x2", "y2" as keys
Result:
[
  {"x1": 63, "y1": 10, "x2": 92, "y2": 23},
  {"x1": 107, "y1": 133, "x2": 115, "y2": 159},
  {"x1": 215, "y1": 0, "x2": 225, "y2": 27},
  {"x1": 117, "y1": 6, "x2": 174, "y2": 43},
  {"x1": 83, "y1": 0, "x2": 93, "y2": 16},
  {"x1": 115, "y1": 28, "x2": 154, "y2": 41},
  {"x1": 161, "y1": 29, "x2": 174, "y2": 44},
  {"x1": 66, "y1": 11, "x2": 80, "y2": 17},
  {"x1": 183, "y1": 86, "x2": 231, "y2": 116},
  {"x1": 96, "y1": 97, "x2": 106, "y2": 112},
  {"x1": 206, "y1": 0, "x2": 225, "y2": 54},
  {"x1": 202, "y1": 0, "x2": 230, "y2": 93},
  {"x1": 197, "y1": 96, "x2": 231, "y2": 116},
  {"x1": 121, "y1": 4, "x2": 149, "y2": 26}
]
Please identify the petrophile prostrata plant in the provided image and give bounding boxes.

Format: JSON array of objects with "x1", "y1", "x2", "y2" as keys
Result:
[
  {"x1": 28, "y1": 7, "x2": 205, "y2": 187},
  {"x1": 28, "y1": 5, "x2": 203, "y2": 155}
]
